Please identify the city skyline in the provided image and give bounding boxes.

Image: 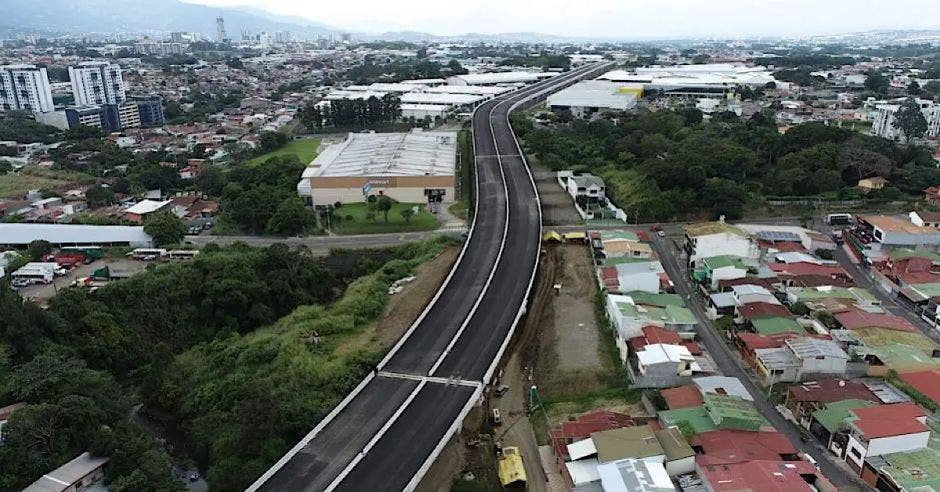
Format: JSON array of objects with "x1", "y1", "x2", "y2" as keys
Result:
[{"x1": 185, "y1": 0, "x2": 940, "y2": 39}]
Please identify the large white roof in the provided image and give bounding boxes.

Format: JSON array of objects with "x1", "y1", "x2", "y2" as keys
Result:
[
  {"x1": 0, "y1": 223, "x2": 151, "y2": 246},
  {"x1": 125, "y1": 199, "x2": 171, "y2": 215},
  {"x1": 399, "y1": 92, "x2": 483, "y2": 106},
  {"x1": 548, "y1": 80, "x2": 638, "y2": 111},
  {"x1": 599, "y1": 64, "x2": 776, "y2": 88},
  {"x1": 638, "y1": 344, "x2": 694, "y2": 365},
  {"x1": 306, "y1": 129, "x2": 457, "y2": 178},
  {"x1": 424, "y1": 85, "x2": 510, "y2": 96},
  {"x1": 448, "y1": 71, "x2": 555, "y2": 85}
]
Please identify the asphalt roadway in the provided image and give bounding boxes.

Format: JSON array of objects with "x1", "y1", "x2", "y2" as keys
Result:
[
  {"x1": 249, "y1": 62, "x2": 613, "y2": 492},
  {"x1": 650, "y1": 233, "x2": 866, "y2": 490}
]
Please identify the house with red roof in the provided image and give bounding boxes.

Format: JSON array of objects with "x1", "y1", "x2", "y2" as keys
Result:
[
  {"x1": 784, "y1": 379, "x2": 878, "y2": 429},
  {"x1": 629, "y1": 325, "x2": 682, "y2": 352},
  {"x1": 692, "y1": 430, "x2": 799, "y2": 465},
  {"x1": 898, "y1": 369, "x2": 940, "y2": 407},
  {"x1": 922, "y1": 188, "x2": 940, "y2": 207},
  {"x1": 548, "y1": 410, "x2": 636, "y2": 486},
  {"x1": 834, "y1": 310, "x2": 916, "y2": 332},
  {"x1": 696, "y1": 458, "x2": 831, "y2": 492},
  {"x1": 737, "y1": 302, "x2": 793, "y2": 322},
  {"x1": 660, "y1": 385, "x2": 704, "y2": 410},
  {"x1": 769, "y1": 262, "x2": 853, "y2": 286},
  {"x1": 842, "y1": 402, "x2": 930, "y2": 475}
]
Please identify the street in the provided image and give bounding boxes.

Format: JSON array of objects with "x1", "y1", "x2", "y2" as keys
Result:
[
  {"x1": 186, "y1": 229, "x2": 465, "y2": 255},
  {"x1": 650, "y1": 233, "x2": 867, "y2": 490}
]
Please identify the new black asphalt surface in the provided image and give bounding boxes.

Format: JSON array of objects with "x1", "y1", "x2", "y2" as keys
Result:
[{"x1": 252, "y1": 63, "x2": 609, "y2": 492}]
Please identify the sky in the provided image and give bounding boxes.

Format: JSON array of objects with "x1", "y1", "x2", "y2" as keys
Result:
[{"x1": 185, "y1": 0, "x2": 940, "y2": 39}]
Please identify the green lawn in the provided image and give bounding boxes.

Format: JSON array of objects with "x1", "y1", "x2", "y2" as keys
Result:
[
  {"x1": 0, "y1": 168, "x2": 97, "y2": 198},
  {"x1": 332, "y1": 202, "x2": 439, "y2": 234},
  {"x1": 246, "y1": 138, "x2": 321, "y2": 166}
]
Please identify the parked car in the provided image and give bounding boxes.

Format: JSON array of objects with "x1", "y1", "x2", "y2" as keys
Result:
[{"x1": 494, "y1": 384, "x2": 510, "y2": 397}]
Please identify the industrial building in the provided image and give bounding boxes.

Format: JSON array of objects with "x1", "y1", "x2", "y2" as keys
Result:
[
  {"x1": 446, "y1": 71, "x2": 556, "y2": 86},
  {"x1": 0, "y1": 223, "x2": 153, "y2": 248},
  {"x1": 547, "y1": 80, "x2": 638, "y2": 119},
  {"x1": 598, "y1": 64, "x2": 779, "y2": 98},
  {"x1": 297, "y1": 129, "x2": 457, "y2": 206}
]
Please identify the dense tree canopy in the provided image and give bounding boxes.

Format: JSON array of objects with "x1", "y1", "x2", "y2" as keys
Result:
[{"x1": 517, "y1": 109, "x2": 940, "y2": 221}]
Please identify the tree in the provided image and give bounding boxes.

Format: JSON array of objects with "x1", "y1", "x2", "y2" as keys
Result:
[
  {"x1": 143, "y1": 212, "x2": 187, "y2": 246},
  {"x1": 908, "y1": 81, "x2": 922, "y2": 96},
  {"x1": 376, "y1": 195, "x2": 392, "y2": 223},
  {"x1": 195, "y1": 164, "x2": 227, "y2": 196},
  {"x1": 864, "y1": 71, "x2": 889, "y2": 95},
  {"x1": 266, "y1": 197, "x2": 308, "y2": 236},
  {"x1": 85, "y1": 185, "x2": 114, "y2": 208},
  {"x1": 399, "y1": 208, "x2": 415, "y2": 224},
  {"x1": 259, "y1": 131, "x2": 288, "y2": 152},
  {"x1": 27, "y1": 240, "x2": 52, "y2": 261},
  {"x1": 0, "y1": 160, "x2": 10, "y2": 175},
  {"x1": 892, "y1": 97, "x2": 929, "y2": 142}
]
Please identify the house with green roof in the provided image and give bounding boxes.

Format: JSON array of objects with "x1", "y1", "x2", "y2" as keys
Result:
[
  {"x1": 810, "y1": 399, "x2": 878, "y2": 448},
  {"x1": 703, "y1": 393, "x2": 768, "y2": 431},
  {"x1": 888, "y1": 248, "x2": 940, "y2": 263},
  {"x1": 870, "y1": 421, "x2": 940, "y2": 492},
  {"x1": 606, "y1": 293, "x2": 697, "y2": 364},
  {"x1": 851, "y1": 327, "x2": 940, "y2": 376},
  {"x1": 693, "y1": 255, "x2": 754, "y2": 290},
  {"x1": 622, "y1": 291, "x2": 686, "y2": 308},
  {"x1": 751, "y1": 317, "x2": 806, "y2": 336},
  {"x1": 658, "y1": 405, "x2": 718, "y2": 435}
]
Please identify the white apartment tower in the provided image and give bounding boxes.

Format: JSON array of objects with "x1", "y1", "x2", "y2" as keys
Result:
[
  {"x1": 0, "y1": 64, "x2": 54, "y2": 113},
  {"x1": 69, "y1": 61, "x2": 126, "y2": 106}
]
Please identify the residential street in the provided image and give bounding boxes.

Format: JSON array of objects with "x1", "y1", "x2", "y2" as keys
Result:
[
  {"x1": 833, "y1": 242, "x2": 940, "y2": 347},
  {"x1": 650, "y1": 233, "x2": 867, "y2": 491}
]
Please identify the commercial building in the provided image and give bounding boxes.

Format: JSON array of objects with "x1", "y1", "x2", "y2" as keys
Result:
[
  {"x1": 130, "y1": 95, "x2": 165, "y2": 126},
  {"x1": 0, "y1": 64, "x2": 54, "y2": 113},
  {"x1": 23, "y1": 452, "x2": 108, "y2": 492},
  {"x1": 547, "y1": 80, "x2": 638, "y2": 119},
  {"x1": 297, "y1": 129, "x2": 457, "y2": 206},
  {"x1": 599, "y1": 64, "x2": 780, "y2": 98},
  {"x1": 0, "y1": 223, "x2": 152, "y2": 248},
  {"x1": 870, "y1": 98, "x2": 940, "y2": 141},
  {"x1": 69, "y1": 61, "x2": 126, "y2": 106}
]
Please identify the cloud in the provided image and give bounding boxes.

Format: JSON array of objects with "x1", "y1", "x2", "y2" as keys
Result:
[{"x1": 185, "y1": 0, "x2": 940, "y2": 38}]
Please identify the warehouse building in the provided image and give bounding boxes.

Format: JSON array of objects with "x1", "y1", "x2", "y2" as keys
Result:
[
  {"x1": 0, "y1": 223, "x2": 153, "y2": 248},
  {"x1": 547, "y1": 80, "x2": 638, "y2": 119},
  {"x1": 447, "y1": 71, "x2": 557, "y2": 86},
  {"x1": 297, "y1": 129, "x2": 457, "y2": 206}
]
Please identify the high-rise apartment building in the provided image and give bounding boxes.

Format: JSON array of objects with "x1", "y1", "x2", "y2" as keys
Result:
[
  {"x1": 216, "y1": 16, "x2": 227, "y2": 43},
  {"x1": 69, "y1": 61, "x2": 126, "y2": 106},
  {"x1": 0, "y1": 64, "x2": 54, "y2": 113}
]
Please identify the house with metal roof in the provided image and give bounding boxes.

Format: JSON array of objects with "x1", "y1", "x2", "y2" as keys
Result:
[
  {"x1": 23, "y1": 452, "x2": 108, "y2": 492},
  {"x1": 703, "y1": 393, "x2": 768, "y2": 431},
  {"x1": 843, "y1": 402, "x2": 931, "y2": 475},
  {"x1": 597, "y1": 458, "x2": 676, "y2": 492}
]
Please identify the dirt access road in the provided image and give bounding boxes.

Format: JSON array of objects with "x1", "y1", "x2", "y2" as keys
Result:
[{"x1": 534, "y1": 172, "x2": 583, "y2": 227}]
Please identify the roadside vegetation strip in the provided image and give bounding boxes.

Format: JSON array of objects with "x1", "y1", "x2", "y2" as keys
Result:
[
  {"x1": 332, "y1": 201, "x2": 439, "y2": 234},
  {"x1": 246, "y1": 138, "x2": 321, "y2": 166}
]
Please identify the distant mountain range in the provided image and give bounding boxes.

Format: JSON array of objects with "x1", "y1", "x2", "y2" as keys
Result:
[
  {"x1": 0, "y1": 0, "x2": 339, "y2": 38},
  {"x1": 0, "y1": 0, "x2": 587, "y2": 43}
]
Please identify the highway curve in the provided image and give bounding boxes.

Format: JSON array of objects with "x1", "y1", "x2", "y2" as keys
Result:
[{"x1": 249, "y1": 62, "x2": 612, "y2": 492}]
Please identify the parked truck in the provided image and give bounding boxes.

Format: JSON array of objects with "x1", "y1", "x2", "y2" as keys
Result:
[
  {"x1": 497, "y1": 446, "x2": 527, "y2": 488},
  {"x1": 43, "y1": 252, "x2": 86, "y2": 268},
  {"x1": 60, "y1": 246, "x2": 103, "y2": 261}
]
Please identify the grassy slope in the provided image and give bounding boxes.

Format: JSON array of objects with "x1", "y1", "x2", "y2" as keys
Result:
[{"x1": 246, "y1": 139, "x2": 321, "y2": 167}]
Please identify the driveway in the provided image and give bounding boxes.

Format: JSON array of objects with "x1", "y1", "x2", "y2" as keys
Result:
[{"x1": 650, "y1": 233, "x2": 867, "y2": 490}]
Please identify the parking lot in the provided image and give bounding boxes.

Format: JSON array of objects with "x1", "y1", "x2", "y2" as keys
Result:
[{"x1": 15, "y1": 258, "x2": 149, "y2": 305}]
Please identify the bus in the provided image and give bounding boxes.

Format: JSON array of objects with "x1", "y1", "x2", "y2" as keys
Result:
[
  {"x1": 166, "y1": 250, "x2": 200, "y2": 260},
  {"x1": 826, "y1": 213, "x2": 853, "y2": 226},
  {"x1": 128, "y1": 248, "x2": 167, "y2": 261}
]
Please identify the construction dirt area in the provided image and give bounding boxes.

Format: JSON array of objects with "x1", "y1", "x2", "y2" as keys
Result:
[
  {"x1": 534, "y1": 171, "x2": 583, "y2": 226},
  {"x1": 425, "y1": 242, "x2": 649, "y2": 492}
]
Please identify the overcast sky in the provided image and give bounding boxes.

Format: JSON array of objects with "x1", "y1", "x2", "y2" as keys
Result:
[{"x1": 185, "y1": 0, "x2": 939, "y2": 38}]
